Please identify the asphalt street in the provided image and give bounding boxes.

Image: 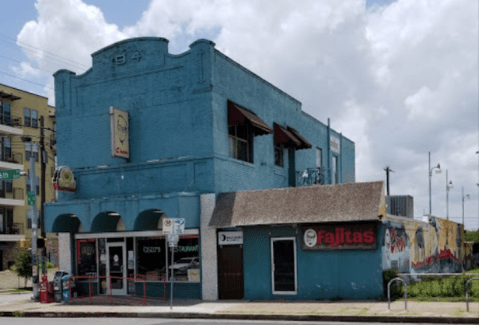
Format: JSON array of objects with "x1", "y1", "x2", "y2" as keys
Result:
[{"x1": 0, "y1": 319, "x2": 458, "y2": 325}]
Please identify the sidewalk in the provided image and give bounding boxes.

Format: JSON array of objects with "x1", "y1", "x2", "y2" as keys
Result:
[{"x1": 0, "y1": 294, "x2": 478, "y2": 324}]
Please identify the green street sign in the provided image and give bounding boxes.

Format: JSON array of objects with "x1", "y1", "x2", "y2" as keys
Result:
[
  {"x1": 0, "y1": 169, "x2": 20, "y2": 180},
  {"x1": 27, "y1": 192, "x2": 36, "y2": 206}
]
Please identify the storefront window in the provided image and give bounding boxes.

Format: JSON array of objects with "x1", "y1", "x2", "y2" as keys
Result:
[
  {"x1": 77, "y1": 239, "x2": 97, "y2": 276},
  {"x1": 135, "y1": 235, "x2": 200, "y2": 282},
  {"x1": 169, "y1": 236, "x2": 200, "y2": 282},
  {"x1": 136, "y1": 237, "x2": 167, "y2": 277}
]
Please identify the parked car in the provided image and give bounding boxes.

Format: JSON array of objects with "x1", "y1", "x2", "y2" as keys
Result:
[{"x1": 168, "y1": 257, "x2": 200, "y2": 274}]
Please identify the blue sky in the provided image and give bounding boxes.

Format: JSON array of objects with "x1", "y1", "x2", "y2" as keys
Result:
[{"x1": 0, "y1": 0, "x2": 477, "y2": 229}]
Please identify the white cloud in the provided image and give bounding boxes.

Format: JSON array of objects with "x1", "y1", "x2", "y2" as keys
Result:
[
  {"x1": 11, "y1": 62, "x2": 42, "y2": 77},
  {"x1": 13, "y1": 0, "x2": 479, "y2": 229}
]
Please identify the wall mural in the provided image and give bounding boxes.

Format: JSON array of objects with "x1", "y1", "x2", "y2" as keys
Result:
[{"x1": 382, "y1": 215, "x2": 464, "y2": 273}]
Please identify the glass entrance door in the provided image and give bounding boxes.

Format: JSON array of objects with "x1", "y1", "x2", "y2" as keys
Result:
[
  {"x1": 271, "y1": 237, "x2": 297, "y2": 295},
  {"x1": 106, "y1": 242, "x2": 126, "y2": 295}
]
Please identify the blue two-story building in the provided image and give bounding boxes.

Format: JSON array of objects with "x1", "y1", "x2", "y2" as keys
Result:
[{"x1": 45, "y1": 37, "x2": 365, "y2": 301}]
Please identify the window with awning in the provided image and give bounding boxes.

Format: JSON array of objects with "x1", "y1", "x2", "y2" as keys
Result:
[{"x1": 228, "y1": 101, "x2": 272, "y2": 163}]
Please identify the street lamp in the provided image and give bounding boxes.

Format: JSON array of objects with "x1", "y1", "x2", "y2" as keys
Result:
[
  {"x1": 446, "y1": 170, "x2": 453, "y2": 220},
  {"x1": 428, "y1": 151, "x2": 442, "y2": 217},
  {"x1": 462, "y1": 186, "x2": 470, "y2": 226}
]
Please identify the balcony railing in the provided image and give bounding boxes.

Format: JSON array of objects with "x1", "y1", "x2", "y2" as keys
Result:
[
  {"x1": 0, "y1": 114, "x2": 22, "y2": 127},
  {"x1": 296, "y1": 167, "x2": 328, "y2": 187},
  {"x1": 0, "y1": 187, "x2": 24, "y2": 200},
  {"x1": 0, "y1": 152, "x2": 23, "y2": 164}
]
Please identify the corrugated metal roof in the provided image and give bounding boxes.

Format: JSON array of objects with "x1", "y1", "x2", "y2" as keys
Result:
[{"x1": 209, "y1": 181, "x2": 386, "y2": 227}]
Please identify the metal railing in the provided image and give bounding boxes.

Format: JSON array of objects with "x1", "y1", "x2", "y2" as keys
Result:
[
  {"x1": 465, "y1": 277, "x2": 479, "y2": 312},
  {"x1": 69, "y1": 275, "x2": 148, "y2": 305},
  {"x1": 387, "y1": 277, "x2": 407, "y2": 311},
  {"x1": 0, "y1": 114, "x2": 22, "y2": 128},
  {"x1": 131, "y1": 274, "x2": 167, "y2": 300},
  {"x1": 297, "y1": 167, "x2": 327, "y2": 186}
]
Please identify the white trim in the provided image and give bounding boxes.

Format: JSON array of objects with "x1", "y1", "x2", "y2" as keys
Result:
[
  {"x1": 0, "y1": 198, "x2": 25, "y2": 206},
  {"x1": 271, "y1": 237, "x2": 297, "y2": 295},
  {"x1": 0, "y1": 161, "x2": 23, "y2": 171},
  {"x1": 75, "y1": 228, "x2": 199, "y2": 239},
  {"x1": 0, "y1": 124, "x2": 23, "y2": 136},
  {"x1": 0, "y1": 234, "x2": 25, "y2": 241}
]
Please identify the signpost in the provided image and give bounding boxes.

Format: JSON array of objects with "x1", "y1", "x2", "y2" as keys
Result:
[
  {"x1": 27, "y1": 192, "x2": 36, "y2": 206},
  {"x1": 163, "y1": 218, "x2": 185, "y2": 310}
]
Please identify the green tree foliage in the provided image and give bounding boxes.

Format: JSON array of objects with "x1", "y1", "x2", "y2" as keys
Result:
[
  {"x1": 13, "y1": 249, "x2": 32, "y2": 288},
  {"x1": 465, "y1": 230, "x2": 479, "y2": 243}
]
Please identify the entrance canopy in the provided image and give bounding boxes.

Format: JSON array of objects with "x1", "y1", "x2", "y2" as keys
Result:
[{"x1": 209, "y1": 181, "x2": 386, "y2": 228}]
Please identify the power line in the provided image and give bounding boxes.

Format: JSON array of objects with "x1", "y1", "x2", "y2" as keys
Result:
[
  {"x1": 0, "y1": 34, "x2": 89, "y2": 71},
  {"x1": 0, "y1": 71, "x2": 53, "y2": 90}
]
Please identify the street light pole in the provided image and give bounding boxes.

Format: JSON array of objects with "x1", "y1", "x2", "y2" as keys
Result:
[
  {"x1": 462, "y1": 186, "x2": 470, "y2": 226},
  {"x1": 446, "y1": 170, "x2": 453, "y2": 221},
  {"x1": 428, "y1": 151, "x2": 441, "y2": 217}
]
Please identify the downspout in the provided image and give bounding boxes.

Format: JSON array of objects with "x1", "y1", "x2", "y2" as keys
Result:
[
  {"x1": 339, "y1": 132, "x2": 343, "y2": 183},
  {"x1": 327, "y1": 118, "x2": 331, "y2": 184}
]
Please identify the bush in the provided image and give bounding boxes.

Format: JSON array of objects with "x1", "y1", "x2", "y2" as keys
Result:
[
  {"x1": 383, "y1": 270, "x2": 404, "y2": 299},
  {"x1": 13, "y1": 249, "x2": 32, "y2": 288}
]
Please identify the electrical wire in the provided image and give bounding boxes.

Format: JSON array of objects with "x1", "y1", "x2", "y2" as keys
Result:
[{"x1": 0, "y1": 71, "x2": 53, "y2": 90}]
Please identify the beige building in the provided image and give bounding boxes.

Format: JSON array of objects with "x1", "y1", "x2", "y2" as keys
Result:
[{"x1": 0, "y1": 84, "x2": 56, "y2": 270}]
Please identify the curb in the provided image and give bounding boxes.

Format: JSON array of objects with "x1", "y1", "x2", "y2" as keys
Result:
[{"x1": 1, "y1": 311, "x2": 478, "y2": 324}]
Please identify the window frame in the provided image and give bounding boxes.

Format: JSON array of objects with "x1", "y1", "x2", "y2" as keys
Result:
[
  {"x1": 24, "y1": 108, "x2": 31, "y2": 127},
  {"x1": 316, "y1": 147, "x2": 322, "y2": 169},
  {"x1": 228, "y1": 124, "x2": 253, "y2": 163},
  {"x1": 274, "y1": 143, "x2": 284, "y2": 167},
  {"x1": 332, "y1": 155, "x2": 338, "y2": 184}
]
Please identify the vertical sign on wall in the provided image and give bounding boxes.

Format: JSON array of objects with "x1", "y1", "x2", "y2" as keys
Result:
[
  {"x1": 330, "y1": 135, "x2": 340, "y2": 154},
  {"x1": 110, "y1": 106, "x2": 129, "y2": 159}
]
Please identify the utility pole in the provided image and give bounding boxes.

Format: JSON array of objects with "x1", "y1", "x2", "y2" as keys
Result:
[
  {"x1": 384, "y1": 166, "x2": 394, "y2": 196},
  {"x1": 28, "y1": 157, "x2": 39, "y2": 300},
  {"x1": 40, "y1": 116, "x2": 46, "y2": 277}
]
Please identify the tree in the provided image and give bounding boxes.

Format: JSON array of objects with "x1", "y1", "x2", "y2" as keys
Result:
[
  {"x1": 465, "y1": 230, "x2": 479, "y2": 243},
  {"x1": 13, "y1": 248, "x2": 32, "y2": 288}
]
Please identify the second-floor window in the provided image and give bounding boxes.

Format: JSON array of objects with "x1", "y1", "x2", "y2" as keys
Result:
[
  {"x1": 316, "y1": 148, "x2": 322, "y2": 168},
  {"x1": 25, "y1": 142, "x2": 38, "y2": 162},
  {"x1": 0, "y1": 137, "x2": 12, "y2": 162},
  {"x1": 0, "y1": 101, "x2": 11, "y2": 125},
  {"x1": 229, "y1": 124, "x2": 253, "y2": 163},
  {"x1": 24, "y1": 108, "x2": 38, "y2": 128},
  {"x1": 274, "y1": 143, "x2": 284, "y2": 167},
  {"x1": 332, "y1": 155, "x2": 338, "y2": 184}
]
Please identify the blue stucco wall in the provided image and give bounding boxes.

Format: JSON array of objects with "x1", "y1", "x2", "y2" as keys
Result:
[
  {"x1": 243, "y1": 225, "x2": 383, "y2": 300},
  {"x1": 47, "y1": 36, "x2": 355, "y2": 231},
  {"x1": 210, "y1": 50, "x2": 355, "y2": 192}
]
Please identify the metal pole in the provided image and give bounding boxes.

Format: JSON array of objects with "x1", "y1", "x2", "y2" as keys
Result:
[
  {"x1": 462, "y1": 186, "x2": 465, "y2": 225},
  {"x1": 170, "y1": 246, "x2": 174, "y2": 310},
  {"x1": 446, "y1": 170, "x2": 449, "y2": 221},
  {"x1": 428, "y1": 151, "x2": 432, "y2": 217},
  {"x1": 30, "y1": 157, "x2": 39, "y2": 300},
  {"x1": 40, "y1": 116, "x2": 46, "y2": 279}
]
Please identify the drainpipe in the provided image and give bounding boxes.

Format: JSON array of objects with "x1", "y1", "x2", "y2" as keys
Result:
[{"x1": 327, "y1": 118, "x2": 331, "y2": 184}]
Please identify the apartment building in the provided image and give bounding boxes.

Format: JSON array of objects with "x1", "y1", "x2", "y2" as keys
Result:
[{"x1": 0, "y1": 84, "x2": 56, "y2": 270}]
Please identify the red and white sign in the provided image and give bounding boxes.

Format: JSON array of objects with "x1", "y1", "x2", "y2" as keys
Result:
[
  {"x1": 52, "y1": 166, "x2": 76, "y2": 192},
  {"x1": 302, "y1": 223, "x2": 377, "y2": 250}
]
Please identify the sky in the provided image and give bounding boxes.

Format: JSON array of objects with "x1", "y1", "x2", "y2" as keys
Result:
[{"x1": 0, "y1": 0, "x2": 478, "y2": 229}]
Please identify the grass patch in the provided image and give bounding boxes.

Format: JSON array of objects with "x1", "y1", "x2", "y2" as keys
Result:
[
  {"x1": 0, "y1": 288, "x2": 31, "y2": 294},
  {"x1": 13, "y1": 311, "x2": 24, "y2": 317},
  {"x1": 451, "y1": 308, "x2": 467, "y2": 317}
]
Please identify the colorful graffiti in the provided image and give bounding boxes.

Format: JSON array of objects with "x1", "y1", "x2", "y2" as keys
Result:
[{"x1": 382, "y1": 215, "x2": 464, "y2": 273}]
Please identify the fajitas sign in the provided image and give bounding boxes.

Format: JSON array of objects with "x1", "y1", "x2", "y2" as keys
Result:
[{"x1": 302, "y1": 223, "x2": 377, "y2": 250}]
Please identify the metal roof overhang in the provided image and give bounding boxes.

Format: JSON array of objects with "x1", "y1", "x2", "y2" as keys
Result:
[
  {"x1": 228, "y1": 102, "x2": 272, "y2": 136},
  {"x1": 287, "y1": 126, "x2": 312, "y2": 149},
  {"x1": 274, "y1": 123, "x2": 302, "y2": 148}
]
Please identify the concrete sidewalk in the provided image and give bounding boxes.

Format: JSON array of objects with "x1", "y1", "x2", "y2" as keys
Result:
[{"x1": 0, "y1": 294, "x2": 478, "y2": 323}]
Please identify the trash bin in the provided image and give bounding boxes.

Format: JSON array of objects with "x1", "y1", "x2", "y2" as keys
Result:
[
  {"x1": 61, "y1": 274, "x2": 75, "y2": 302},
  {"x1": 53, "y1": 271, "x2": 69, "y2": 302}
]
